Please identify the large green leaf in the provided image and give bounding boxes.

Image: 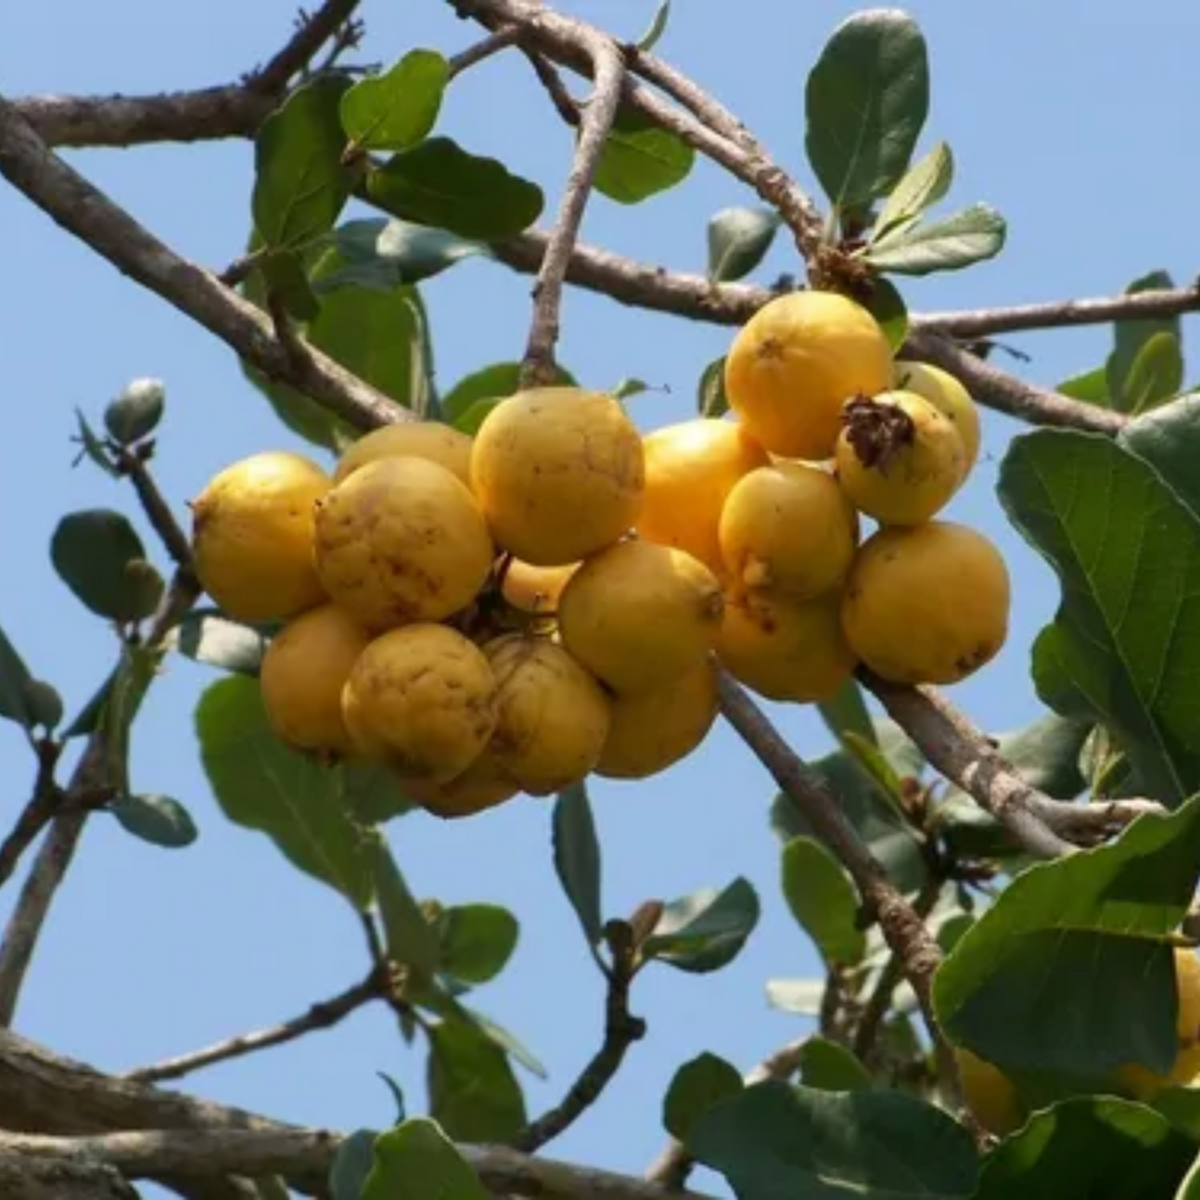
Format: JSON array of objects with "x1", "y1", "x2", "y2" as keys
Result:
[
  {"x1": 998, "y1": 430, "x2": 1200, "y2": 804},
  {"x1": 552, "y1": 782, "x2": 604, "y2": 947},
  {"x1": 437, "y1": 904, "x2": 519, "y2": 984},
  {"x1": 427, "y1": 1019, "x2": 526, "y2": 1143},
  {"x1": 1120, "y1": 394, "x2": 1200, "y2": 520},
  {"x1": 1108, "y1": 270, "x2": 1182, "y2": 413},
  {"x1": 593, "y1": 106, "x2": 695, "y2": 205},
  {"x1": 687, "y1": 1081, "x2": 978, "y2": 1200},
  {"x1": 816, "y1": 678, "x2": 877, "y2": 747},
  {"x1": 367, "y1": 138, "x2": 544, "y2": 239},
  {"x1": 50, "y1": 510, "x2": 161, "y2": 622},
  {"x1": 707, "y1": 208, "x2": 781, "y2": 283},
  {"x1": 933, "y1": 796, "x2": 1200, "y2": 1088},
  {"x1": 362, "y1": 1119, "x2": 488, "y2": 1200},
  {"x1": 780, "y1": 836, "x2": 865, "y2": 965},
  {"x1": 642, "y1": 878, "x2": 760, "y2": 973},
  {"x1": 862, "y1": 204, "x2": 1006, "y2": 276},
  {"x1": 663, "y1": 1052, "x2": 744, "y2": 1142},
  {"x1": 797, "y1": 1039, "x2": 873, "y2": 1093},
  {"x1": 373, "y1": 843, "x2": 439, "y2": 981},
  {"x1": 871, "y1": 140, "x2": 954, "y2": 243},
  {"x1": 323, "y1": 218, "x2": 488, "y2": 291},
  {"x1": 805, "y1": 9, "x2": 929, "y2": 213},
  {"x1": 1123, "y1": 332, "x2": 1185, "y2": 416},
  {"x1": 340, "y1": 51, "x2": 449, "y2": 152},
  {"x1": 195, "y1": 675, "x2": 376, "y2": 909}
]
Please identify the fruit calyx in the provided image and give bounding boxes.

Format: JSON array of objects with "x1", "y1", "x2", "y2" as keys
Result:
[{"x1": 840, "y1": 394, "x2": 915, "y2": 473}]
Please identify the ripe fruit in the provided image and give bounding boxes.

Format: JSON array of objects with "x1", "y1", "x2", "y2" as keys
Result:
[
  {"x1": 500, "y1": 559, "x2": 579, "y2": 614},
  {"x1": 719, "y1": 461, "x2": 859, "y2": 597},
  {"x1": 484, "y1": 635, "x2": 611, "y2": 795},
  {"x1": 841, "y1": 522, "x2": 1011, "y2": 686},
  {"x1": 595, "y1": 660, "x2": 719, "y2": 780},
  {"x1": 893, "y1": 359, "x2": 981, "y2": 476},
  {"x1": 835, "y1": 390, "x2": 967, "y2": 526},
  {"x1": 341, "y1": 624, "x2": 497, "y2": 783},
  {"x1": 313, "y1": 456, "x2": 493, "y2": 632},
  {"x1": 333, "y1": 421, "x2": 473, "y2": 488},
  {"x1": 558, "y1": 539, "x2": 724, "y2": 693},
  {"x1": 400, "y1": 753, "x2": 519, "y2": 820},
  {"x1": 190, "y1": 451, "x2": 330, "y2": 622},
  {"x1": 260, "y1": 603, "x2": 371, "y2": 760},
  {"x1": 1117, "y1": 948, "x2": 1200, "y2": 1099},
  {"x1": 636, "y1": 418, "x2": 769, "y2": 574},
  {"x1": 724, "y1": 290, "x2": 893, "y2": 460},
  {"x1": 470, "y1": 387, "x2": 645, "y2": 566},
  {"x1": 957, "y1": 1048, "x2": 1025, "y2": 1136},
  {"x1": 716, "y1": 587, "x2": 856, "y2": 703}
]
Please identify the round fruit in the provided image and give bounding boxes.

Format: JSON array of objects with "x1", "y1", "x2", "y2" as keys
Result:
[
  {"x1": 313, "y1": 456, "x2": 494, "y2": 632},
  {"x1": 636, "y1": 418, "x2": 769, "y2": 574},
  {"x1": 333, "y1": 421, "x2": 473, "y2": 488},
  {"x1": 724, "y1": 290, "x2": 893, "y2": 460},
  {"x1": 595, "y1": 659, "x2": 719, "y2": 780},
  {"x1": 501, "y1": 558, "x2": 580, "y2": 614},
  {"x1": 716, "y1": 587, "x2": 856, "y2": 703},
  {"x1": 190, "y1": 451, "x2": 330, "y2": 622},
  {"x1": 835, "y1": 390, "x2": 967, "y2": 526},
  {"x1": 483, "y1": 635, "x2": 611, "y2": 795},
  {"x1": 893, "y1": 359, "x2": 981, "y2": 477},
  {"x1": 341, "y1": 624, "x2": 497, "y2": 783},
  {"x1": 841, "y1": 522, "x2": 1010, "y2": 686},
  {"x1": 399, "y1": 753, "x2": 519, "y2": 820},
  {"x1": 260, "y1": 603, "x2": 371, "y2": 760},
  {"x1": 558, "y1": 539, "x2": 724, "y2": 693},
  {"x1": 470, "y1": 387, "x2": 645, "y2": 566},
  {"x1": 719, "y1": 460, "x2": 859, "y2": 597},
  {"x1": 1118, "y1": 948, "x2": 1200, "y2": 1099},
  {"x1": 957, "y1": 1048, "x2": 1026, "y2": 1136}
]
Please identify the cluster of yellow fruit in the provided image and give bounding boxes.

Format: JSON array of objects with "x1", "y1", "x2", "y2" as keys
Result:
[{"x1": 188, "y1": 288, "x2": 1010, "y2": 820}]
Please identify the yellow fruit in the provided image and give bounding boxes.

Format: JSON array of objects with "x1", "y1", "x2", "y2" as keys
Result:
[
  {"x1": 835, "y1": 390, "x2": 967, "y2": 526},
  {"x1": 501, "y1": 559, "x2": 580, "y2": 614},
  {"x1": 333, "y1": 421, "x2": 473, "y2": 488},
  {"x1": 313, "y1": 456, "x2": 494, "y2": 632},
  {"x1": 399, "y1": 753, "x2": 519, "y2": 820},
  {"x1": 957, "y1": 1048, "x2": 1026, "y2": 1136},
  {"x1": 718, "y1": 460, "x2": 860, "y2": 597},
  {"x1": 190, "y1": 451, "x2": 330, "y2": 622},
  {"x1": 893, "y1": 359, "x2": 981, "y2": 477},
  {"x1": 483, "y1": 634, "x2": 611, "y2": 795},
  {"x1": 636, "y1": 419, "x2": 770, "y2": 574},
  {"x1": 470, "y1": 387, "x2": 645, "y2": 566},
  {"x1": 724, "y1": 290, "x2": 893, "y2": 460},
  {"x1": 1118, "y1": 948, "x2": 1200, "y2": 1098},
  {"x1": 716, "y1": 587, "x2": 856, "y2": 703},
  {"x1": 841, "y1": 522, "x2": 1010, "y2": 686},
  {"x1": 341, "y1": 624, "x2": 497, "y2": 783},
  {"x1": 558, "y1": 539, "x2": 724, "y2": 693},
  {"x1": 260, "y1": 603, "x2": 371, "y2": 760},
  {"x1": 596, "y1": 660, "x2": 719, "y2": 780}
]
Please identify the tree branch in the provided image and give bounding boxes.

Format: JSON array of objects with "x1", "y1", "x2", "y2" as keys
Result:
[
  {"x1": 245, "y1": 0, "x2": 363, "y2": 95},
  {"x1": 111, "y1": 445, "x2": 194, "y2": 572}
]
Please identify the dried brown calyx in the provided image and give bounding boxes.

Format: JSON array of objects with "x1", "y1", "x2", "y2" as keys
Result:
[{"x1": 840, "y1": 395, "x2": 916, "y2": 473}]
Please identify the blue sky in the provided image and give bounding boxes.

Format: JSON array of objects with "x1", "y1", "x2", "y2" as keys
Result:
[{"x1": 0, "y1": 1, "x2": 1196, "y2": 1195}]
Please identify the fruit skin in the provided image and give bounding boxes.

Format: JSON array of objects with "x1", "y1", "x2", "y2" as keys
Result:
[
  {"x1": 719, "y1": 460, "x2": 860, "y2": 597},
  {"x1": 716, "y1": 586, "x2": 856, "y2": 703},
  {"x1": 399, "y1": 753, "x2": 518, "y2": 820},
  {"x1": 191, "y1": 451, "x2": 330, "y2": 622},
  {"x1": 341, "y1": 624, "x2": 497, "y2": 784},
  {"x1": 596, "y1": 659, "x2": 719, "y2": 780},
  {"x1": 835, "y1": 390, "x2": 967, "y2": 526},
  {"x1": 724, "y1": 290, "x2": 893, "y2": 460},
  {"x1": 957, "y1": 1048, "x2": 1026, "y2": 1136},
  {"x1": 1117, "y1": 948, "x2": 1200, "y2": 1099},
  {"x1": 470, "y1": 387, "x2": 645, "y2": 566},
  {"x1": 501, "y1": 559, "x2": 579, "y2": 614},
  {"x1": 841, "y1": 521, "x2": 1010, "y2": 686},
  {"x1": 333, "y1": 421, "x2": 473, "y2": 488},
  {"x1": 893, "y1": 359, "x2": 981, "y2": 477},
  {"x1": 558, "y1": 539, "x2": 724, "y2": 693},
  {"x1": 260, "y1": 603, "x2": 371, "y2": 760},
  {"x1": 636, "y1": 418, "x2": 769, "y2": 574},
  {"x1": 313, "y1": 455, "x2": 494, "y2": 632},
  {"x1": 483, "y1": 634, "x2": 611, "y2": 795}
]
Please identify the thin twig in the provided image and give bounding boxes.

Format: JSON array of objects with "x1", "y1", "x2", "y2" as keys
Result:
[
  {"x1": 111, "y1": 446, "x2": 193, "y2": 570},
  {"x1": 521, "y1": 47, "x2": 581, "y2": 126},
  {"x1": 447, "y1": 27, "x2": 522, "y2": 77},
  {"x1": 246, "y1": 0, "x2": 363, "y2": 94}
]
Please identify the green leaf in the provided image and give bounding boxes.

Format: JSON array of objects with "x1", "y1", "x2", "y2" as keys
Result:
[
  {"x1": 864, "y1": 277, "x2": 909, "y2": 352},
  {"x1": 96, "y1": 644, "x2": 160, "y2": 794},
  {"x1": 368, "y1": 137, "x2": 544, "y2": 240},
  {"x1": 253, "y1": 74, "x2": 355, "y2": 249},
  {"x1": 817, "y1": 678, "x2": 876, "y2": 747},
  {"x1": 552, "y1": 782, "x2": 604, "y2": 946},
  {"x1": 362, "y1": 1118, "x2": 488, "y2": 1200},
  {"x1": 329, "y1": 1131, "x2": 378, "y2": 1200},
  {"x1": 324, "y1": 218, "x2": 488, "y2": 290},
  {"x1": 637, "y1": 0, "x2": 672, "y2": 50},
  {"x1": 1108, "y1": 270, "x2": 1180, "y2": 413},
  {"x1": 72, "y1": 409, "x2": 117, "y2": 476},
  {"x1": 593, "y1": 106, "x2": 695, "y2": 205},
  {"x1": 110, "y1": 794, "x2": 199, "y2": 849},
  {"x1": 103, "y1": 377, "x2": 165, "y2": 446},
  {"x1": 376, "y1": 1073, "x2": 407, "y2": 1121},
  {"x1": 1058, "y1": 365, "x2": 1110, "y2": 405},
  {"x1": 798, "y1": 1039, "x2": 872, "y2": 1093},
  {"x1": 373, "y1": 843, "x2": 439, "y2": 981},
  {"x1": 707, "y1": 208, "x2": 781, "y2": 283},
  {"x1": 871, "y1": 141, "x2": 954, "y2": 243},
  {"x1": 455, "y1": 1003, "x2": 547, "y2": 1079},
  {"x1": 933, "y1": 796, "x2": 1200, "y2": 1084},
  {"x1": 663, "y1": 1052, "x2": 744, "y2": 1142},
  {"x1": 438, "y1": 904, "x2": 519, "y2": 984},
  {"x1": 863, "y1": 204, "x2": 1006, "y2": 276},
  {"x1": 344, "y1": 762, "x2": 415, "y2": 825},
  {"x1": 643, "y1": 877, "x2": 760, "y2": 973},
  {"x1": 170, "y1": 610, "x2": 272, "y2": 676},
  {"x1": 50, "y1": 510, "x2": 155, "y2": 622},
  {"x1": 998, "y1": 429, "x2": 1200, "y2": 804},
  {"x1": 427, "y1": 1019, "x2": 527, "y2": 1143},
  {"x1": 195, "y1": 675, "x2": 375, "y2": 909},
  {"x1": 1124, "y1": 330, "x2": 1185, "y2": 416},
  {"x1": 442, "y1": 361, "x2": 577, "y2": 425},
  {"x1": 23, "y1": 680, "x2": 62, "y2": 731},
  {"x1": 973, "y1": 1096, "x2": 1196, "y2": 1200},
  {"x1": 688, "y1": 1081, "x2": 978, "y2": 1200},
  {"x1": 610, "y1": 377, "x2": 651, "y2": 402},
  {"x1": 1120, "y1": 395, "x2": 1200, "y2": 520},
  {"x1": 259, "y1": 249, "x2": 320, "y2": 321},
  {"x1": 780, "y1": 837, "x2": 865, "y2": 965},
  {"x1": 697, "y1": 356, "x2": 729, "y2": 418},
  {"x1": 0, "y1": 625, "x2": 36, "y2": 729},
  {"x1": 805, "y1": 9, "x2": 930, "y2": 213},
  {"x1": 340, "y1": 50, "x2": 449, "y2": 152}
]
